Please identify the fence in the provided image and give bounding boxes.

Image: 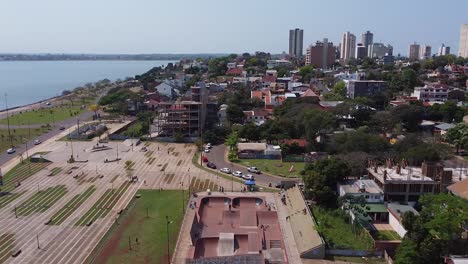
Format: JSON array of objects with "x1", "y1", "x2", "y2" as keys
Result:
[
  {"x1": 326, "y1": 249, "x2": 383, "y2": 257},
  {"x1": 237, "y1": 153, "x2": 281, "y2": 160}
]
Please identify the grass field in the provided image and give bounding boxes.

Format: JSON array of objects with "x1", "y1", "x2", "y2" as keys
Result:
[
  {"x1": 87, "y1": 190, "x2": 186, "y2": 264},
  {"x1": 0, "y1": 101, "x2": 92, "y2": 126},
  {"x1": 313, "y1": 207, "x2": 374, "y2": 250},
  {"x1": 50, "y1": 186, "x2": 96, "y2": 225},
  {"x1": 0, "y1": 127, "x2": 50, "y2": 153},
  {"x1": 236, "y1": 159, "x2": 305, "y2": 178},
  {"x1": 15, "y1": 185, "x2": 68, "y2": 216},
  {"x1": 374, "y1": 230, "x2": 401, "y2": 240},
  {"x1": 75, "y1": 181, "x2": 132, "y2": 226}
]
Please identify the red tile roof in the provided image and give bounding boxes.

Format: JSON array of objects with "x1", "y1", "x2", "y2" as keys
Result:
[
  {"x1": 251, "y1": 90, "x2": 272, "y2": 105},
  {"x1": 301, "y1": 89, "x2": 318, "y2": 97},
  {"x1": 281, "y1": 139, "x2": 308, "y2": 148},
  {"x1": 226, "y1": 68, "x2": 243, "y2": 76}
]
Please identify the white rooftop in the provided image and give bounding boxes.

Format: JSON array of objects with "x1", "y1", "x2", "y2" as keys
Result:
[{"x1": 370, "y1": 166, "x2": 433, "y2": 182}]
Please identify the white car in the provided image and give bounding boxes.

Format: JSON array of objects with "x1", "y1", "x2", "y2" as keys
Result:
[
  {"x1": 242, "y1": 174, "x2": 254, "y2": 180},
  {"x1": 34, "y1": 139, "x2": 41, "y2": 145},
  {"x1": 219, "y1": 168, "x2": 231, "y2": 174},
  {"x1": 247, "y1": 166, "x2": 261, "y2": 174},
  {"x1": 206, "y1": 143, "x2": 212, "y2": 148},
  {"x1": 232, "y1": 171, "x2": 243, "y2": 177},
  {"x1": 204, "y1": 148, "x2": 210, "y2": 153},
  {"x1": 7, "y1": 148, "x2": 16, "y2": 154}
]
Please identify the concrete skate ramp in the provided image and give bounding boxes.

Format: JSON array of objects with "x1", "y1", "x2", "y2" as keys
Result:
[{"x1": 217, "y1": 233, "x2": 234, "y2": 256}]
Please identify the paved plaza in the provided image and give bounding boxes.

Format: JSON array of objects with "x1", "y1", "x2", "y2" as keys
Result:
[{"x1": 0, "y1": 122, "x2": 243, "y2": 264}]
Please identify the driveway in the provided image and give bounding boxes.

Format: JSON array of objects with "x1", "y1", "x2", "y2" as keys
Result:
[{"x1": 204, "y1": 144, "x2": 298, "y2": 187}]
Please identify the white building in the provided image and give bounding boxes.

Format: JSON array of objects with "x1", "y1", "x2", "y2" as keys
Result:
[
  {"x1": 338, "y1": 179, "x2": 384, "y2": 203},
  {"x1": 368, "y1": 43, "x2": 393, "y2": 58},
  {"x1": 227, "y1": 62, "x2": 237, "y2": 70},
  {"x1": 267, "y1": 59, "x2": 292, "y2": 69},
  {"x1": 438, "y1": 43, "x2": 451, "y2": 56},
  {"x1": 411, "y1": 83, "x2": 454, "y2": 102},
  {"x1": 458, "y1": 24, "x2": 468, "y2": 58},
  {"x1": 340, "y1": 31, "x2": 356, "y2": 61}
]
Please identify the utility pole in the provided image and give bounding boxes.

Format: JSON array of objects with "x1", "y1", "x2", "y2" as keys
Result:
[{"x1": 4, "y1": 93, "x2": 13, "y2": 147}]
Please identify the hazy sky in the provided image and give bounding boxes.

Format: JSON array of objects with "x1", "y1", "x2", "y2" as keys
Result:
[{"x1": 1, "y1": 0, "x2": 467, "y2": 55}]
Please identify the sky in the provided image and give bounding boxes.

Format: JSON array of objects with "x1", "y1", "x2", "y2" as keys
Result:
[{"x1": 0, "y1": 0, "x2": 467, "y2": 55}]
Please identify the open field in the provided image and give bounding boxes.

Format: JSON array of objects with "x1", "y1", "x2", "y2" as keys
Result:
[
  {"x1": 236, "y1": 159, "x2": 305, "y2": 178},
  {"x1": 0, "y1": 100, "x2": 93, "y2": 126},
  {"x1": 88, "y1": 190, "x2": 186, "y2": 264},
  {"x1": 0, "y1": 127, "x2": 50, "y2": 153},
  {"x1": 313, "y1": 207, "x2": 374, "y2": 250}
]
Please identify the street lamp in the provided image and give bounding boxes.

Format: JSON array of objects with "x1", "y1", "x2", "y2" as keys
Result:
[{"x1": 166, "y1": 216, "x2": 173, "y2": 264}]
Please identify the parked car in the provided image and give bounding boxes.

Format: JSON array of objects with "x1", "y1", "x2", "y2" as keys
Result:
[
  {"x1": 232, "y1": 171, "x2": 243, "y2": 177},
  {"x1": 34, "y1": 139, "x2": 41, "y2": 145},
  {"x1": 204, "y1": 148, "x2": 210, "y2": 153},
  {"x1": 242, "y1": 174, "x2": 254, "y2": 180},
  {"x1": 202, "y1": 155, "x2": 209, "y2": 163},
  {"x1": 219, "y1": 168, "x2": 231, "y2": 174},
  {"x1": 7, "y1": 148, "x2": 16, "y2": 154},
  {"x1": 206, "y1": 143, "x2": 212, "y2": 148},
  {"x1": 59, "y1": 126, "x2": 65, "y2": 130},
  {"x1": 247, "y1": 166, "x2": 261, "y2": 174},
  {"x1": 206, "y1": 162, "x2": 216, "y2": 169}
]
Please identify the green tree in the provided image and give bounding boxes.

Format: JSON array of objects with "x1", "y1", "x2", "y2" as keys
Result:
[
  {"x1": 225, "y1": 131, "x2": 238, "y2": 151},
  {"x1": 444, "y1": 123, "x2": 468, "y2": 153},
  {"x1": 391, "y1": 104, "x2": 425, "y2": 132},
  {"x1": 299, "y1": 65, "x2": 314, "y2": 83},
  {"x1": 303, "y1": 158, "x2": 349, "y2": 207},
  {"x1": 333, "y1": 81, "x2": 347, "y2": 97},
  {"x1": 226, "y1": 104, "x2": 245, "y2": 124}
]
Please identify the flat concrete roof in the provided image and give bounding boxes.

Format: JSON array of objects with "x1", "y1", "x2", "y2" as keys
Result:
[
  {"x1": 237, "y1": 143, "x2": 267, "y2": 152},
  {"x1": 387, "y1": 203, "x2": 419, "y2": 221},
  {"x1": 368, "y1": 166, "x2": 434, "y2": 182},
  {"x1": 339, "y1": 179, "x2": 383, "y2": 194}
]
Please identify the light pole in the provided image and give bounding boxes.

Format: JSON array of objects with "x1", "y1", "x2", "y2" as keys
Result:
[
  {"x1": 166, "y1": 216, "x2": 172, "y2": 264},
  {"x1": 181, "y1": 182, "x2": 185, "y2": 214},
  {"x1": 4, "y1": 93, "x2": 13, "y2": 147},
  {"x1": 231, "y1": 162, "x2": 233, "y2": 192}
]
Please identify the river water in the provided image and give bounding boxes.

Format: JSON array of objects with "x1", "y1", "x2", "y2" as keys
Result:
[{"x1": 0, "y1": 60, "x2": 174, "y2": 110}]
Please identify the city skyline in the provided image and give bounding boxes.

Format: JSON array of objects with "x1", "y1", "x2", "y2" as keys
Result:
[{"x1": 0, "y1": 0, "x2": 467, "y2": 55}]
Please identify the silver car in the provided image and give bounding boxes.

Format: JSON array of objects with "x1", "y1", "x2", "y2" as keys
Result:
[{"x1": 219, "y1": 168, "x2": 231, "y2": 174}]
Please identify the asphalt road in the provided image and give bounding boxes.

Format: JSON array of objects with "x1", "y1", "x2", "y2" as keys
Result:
[
  {"x1": 204, "y1": 144, "x2": 298, "y2": 187},
  {"x1": 0, "y1": 111, "x2": 95, "y2": 166}
]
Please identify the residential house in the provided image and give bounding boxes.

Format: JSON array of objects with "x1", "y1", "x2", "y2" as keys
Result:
[
  {"x1": 447, "y1": 178, "x2": 468, "y2": 200},
  {"x1": 387, "y1": 203, "x2": 419, "y2": 237},
  {"x1": 237, "y1": 143, "x2": 281, "y2": 159},
  {"x1": 338, "y1": 179, "x2": 384, "y2": 204},
  {"x1": 251, "y1": 90, "x2": 272, "y2": 108},
  {"x1": 155, "y1": 82, "x2": 175, "y2": 98},
  {"x1": 243, "y1": 108, "x2": 272, "y2": 126}
]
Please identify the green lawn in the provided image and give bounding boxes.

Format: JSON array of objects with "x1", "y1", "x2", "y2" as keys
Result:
[
  {"x1": 236, "y1": 159, "x2": 305, "y2": 178},
  {"x1": 313, "y1": 207, "x2": 374, "y2": 250},
  {"x1": 0, "y1": 102, "x2": 90, "y2": 126},
  {"x1": 375, "y1": 230, "x2": 401, "y2": 241},
  {"x1": 0, "y1": 127, "x2": 50, "y2": 153},
  {"x1": 88, "y1": 190, "x2": 187, "y2": 264}
]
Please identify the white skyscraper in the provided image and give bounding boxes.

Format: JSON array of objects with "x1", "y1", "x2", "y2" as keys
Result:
[
  {"x1": 438, "y1": 44, "x2": 451, "y2": 56},
  {"x1": 289, "y1": 28, "x2": 304, "y2": 57},
  {"x1": 340, "y1": 31, "x2": 356, "y2": 61},
  {"x1": 458, "y1": 24, "x2": 468, "y2": 58}
]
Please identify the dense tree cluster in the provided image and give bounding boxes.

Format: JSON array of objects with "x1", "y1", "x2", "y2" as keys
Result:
[{"x1": 394, "y1": 194, "x2": 468, "y2": 264}]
